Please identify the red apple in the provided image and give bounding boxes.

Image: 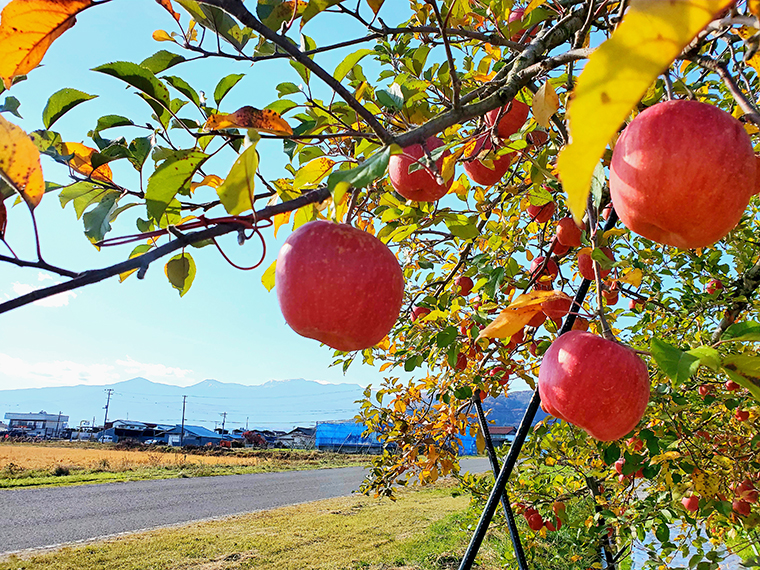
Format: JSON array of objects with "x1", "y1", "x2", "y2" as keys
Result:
[
  {"x1": 552, "y1": 501, "x2": 566, "y2": 516},
  {"x1": 735, "y1": 409, "x2": 750, "y2": 422},
  {"x1": 602, "y1": 288, "x2": 619, "y2": 306},
  {"x1": 737, "y1": 480, "x2": 759, "y2": 504},
  {"x1": 542, "y1": 297, "x2": 572, "y2": 320},
  {"x1": 706, "y1": 279, "x2": 724, "y2": 295},
  {"x1": 455, "y1": 275, "x2": 474, "y2": 296},
  {"x1": 538, "y1": 331, "x2": 650, "y2": 441},
  {"x1": 389, "y1": 136, "x2": 452, "y2": 202},
  {"x1": 682, "y1": 496, "x2": 700, "y2": 513},
  {"x1": 627, "y1": 436, "x2": 644, "y2": 452},
  {"x1": 552, "y1": 238, "x2": 570, "y2": 257},
  {"x1": 698, "y1": 384, "x2": 713, "y2": 397},
  {"x1": 276, "y1": 221, "x2": 404, "y2": 351},
  {"x1": 507, "y1": 327, "x2": 525, "y2": 349},
  {"x1": 530, "y1": 256, "x2": 559, "y2": 284},
  {"x1": 629, "y1": 298, "x2": 646, "y2": 311},
  {"x1": 485, "y1": 100, "x2": 530, "y2": 139},
  {"x1": 733, "y1": 499, "x2": 751, "y2": 516},
  {"x1": 578, "y1": 247, "x2": 614, "y2": 281},
  {"x1": 725, "y1": 379, "x2": 740, "y2": 392},
  {"x1": 523, "y1": 507, "x2": 538, "y2": 520},
  {"x1": 556, "y1": 217, "x2": 583, "y2": 247},
  {"x1": 529, "y1": 342, "x2": 538, "y2": 356},
  {"x1": 544, "y1": 519, "x2": 557, "y2": 532},
  {"x1": 527, "y1": 512, "x2": 544, "y2": 531},
  {"x1": 527, "y1": 201, "x2": 556, "y2": 224},
  {"x1": 412, "y1": 306, "x2": 431, "y2": 322},
  {"x1": 610, "y1": 100, "x2": 757, "y2": 249},
  {"x1": 463, "y1": 135, "x2": 514, "y2": 186},
  {"x1": 614, "y1": 458, "x2": 625, "y2": 475},
  {"x1": 528, "y1": 311, "x2": 547, "y2": 328}
]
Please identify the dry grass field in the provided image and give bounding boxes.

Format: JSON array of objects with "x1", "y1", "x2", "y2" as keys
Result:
[{"x1": 0, "y1": 442, "x2": 370, "y2": 488}]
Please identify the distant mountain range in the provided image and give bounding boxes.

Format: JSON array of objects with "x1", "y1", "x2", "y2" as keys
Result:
[{"x1": 0, "y1": 377, "x2": 546, "y2": 432}]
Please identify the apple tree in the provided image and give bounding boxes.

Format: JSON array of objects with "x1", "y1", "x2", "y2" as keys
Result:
[{"x1": 1, "y1": 0, "x2": 760, "y2": 567}]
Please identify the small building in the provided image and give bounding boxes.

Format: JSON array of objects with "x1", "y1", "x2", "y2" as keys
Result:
[
  {"x1": 163, "y1": 425, "x2": 223, "y2": 447},
  {"x1": 489, "y1": 426, "x2": 517, "y2": 447},
  {"x1": 315, "y1": 421, "x2": 382, "y2": 453},
  {"x1": 95, "y1": 420, "x2": 173, "y2": 444},
  {"x1": 4, "y1": 411, "x2": 68, "y2": 438},
  {"x1": 276, "y1": 427, "x2": 316, "y2": 449}
]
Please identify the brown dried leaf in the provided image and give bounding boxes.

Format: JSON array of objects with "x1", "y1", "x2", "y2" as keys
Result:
[
  {"x1": 0, "y1": 0, "x2": 94, "y2": 89},
  {"x1": 0, "y1": 115, "x2": 44, "y2": 209},
  {"x1": 478, "y1": 290, "x2": 572, "y2": 340},
  {"x1": 204, "y1": 106, "x2": 293, "y2": 136},
  {"x1": 0, "y1": 200, "x2": 7, "y2": 238}
]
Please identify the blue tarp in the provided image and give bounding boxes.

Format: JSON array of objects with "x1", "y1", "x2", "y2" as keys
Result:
[{"x1": 315, "y1": 421, "x2": 381, "y2": 451}]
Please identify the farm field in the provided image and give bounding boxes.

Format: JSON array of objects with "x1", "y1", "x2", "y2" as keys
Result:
[{"x1": 0, "y1": 442, "x2": 371, "y2": 489}]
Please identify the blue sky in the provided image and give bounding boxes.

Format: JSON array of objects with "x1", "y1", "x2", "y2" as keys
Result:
[{"x1": 0, "y1": 0, "x2": 414, "y2": 391}]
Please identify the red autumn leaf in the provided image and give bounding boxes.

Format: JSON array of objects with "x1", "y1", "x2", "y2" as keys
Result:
[
  {"x1": 0, "y1": 200, "x2": 7, "y2": 239},
  {"x1": 155, "y1": 0, "x2": 181, "y2": 22},
  {"x1": 0, "y1": 0, "x2": 94, "y2": 89}
]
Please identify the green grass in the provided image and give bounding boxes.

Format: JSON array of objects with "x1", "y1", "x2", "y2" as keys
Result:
[{"x1": 0, "y1": 483, "x2": 507, "y2": 570}]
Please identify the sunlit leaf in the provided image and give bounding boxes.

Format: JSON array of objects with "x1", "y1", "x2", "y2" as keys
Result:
[
  {"x1": 216, "y1": 144, "x2": 259, "y2": 215},
  {"x1": 155, "y1": 0, "x2": 181, "y2": 21},
  {"x1": 164, "y1": 252, "x2": 196, "y2": 297},
  {"x1": 83, "y1": 192, "x2": 118, "y2": 244},
  {"x1": 650, "y1": 337, "x2": 700, "y2": 385},
  {"x1": 190, "y1": 174, "x2": 223, "y2": 192},
  {"x1": 334, "y1": 49, "x2": 375, "y2": 83},
  {"x1": 140, "y1": 49, "x2": 186, "y2": 74},
  {"x1": 92, "y1": 61, "x2": 171, "y2": 124},
  {"x1": 618, "y1": 268, "x2": 643, "y2": 288},
  {"x1": 175, "y1": 0, "x2": 251, "y2": 50},
  {"x1": 294, "y1": 157, "x2": 335, "y2": 191},
  {"x1": 0, "y1": 115, "x2": 44, "y2": 208},
  {"x1": 722, "y1": 356, "x2": 760, "y2": 402},
  {"x1": 478, "y1": 290, "x2": 572, "y2": 340},
  {"x1": 532, "y1": 81, "x2": 559, "y2": 128},
  {"x1": 722, "y1": 321, "x2": 760, "y2": 342},
  {"x1": 258, "y1": 0, "x2": 308, "y2": 31},
  {"x1": 261, "y1": 259, "x2": 276, "y2": 292},
  {"x1": 366, "y1": 0, "x2": 384, "y2": 15},
  {"x1": 0, "y1": 0, "x2": 94, "y2": 89},
  {"x1": 204, "y1": 105, "x2": 293, "y2": 135},
  {"x1": 301, "y1": 0, "x2": 342, "y2": 27},
  {"x1": 556, "y1": 0, "x2": 733, "y2": 221},
  {"x1": 327, "y1": 146, "x2": 390, "y2": 198},
  {"x1": 213, "y1": 73, "x2": 245, "y2": 106},
  {"x1": 61, "y1": 142, "x2": 113, "y2": 183},
  {"x1": 145, "y1": 149, "x2": 208, "y2": 221},
  {"x1": 686, "y1": 346, "x2": 720, "y2": 371}
]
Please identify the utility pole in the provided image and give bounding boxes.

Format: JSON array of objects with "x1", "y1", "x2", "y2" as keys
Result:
[
  {"x1": 220, "y1": 412, "x2": 227, "y2": 434},
  {"x1": 180, "y1": 395, "x2": 187, "y2": 447},
  {"x1": 246, "y1": 416, "x2": 249, "y2": 430},
  {"x1": 103, "y1": 389, "x2": 114, "y2": 429}
]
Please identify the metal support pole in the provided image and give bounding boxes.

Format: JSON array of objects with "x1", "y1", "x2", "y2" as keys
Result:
[
  {"x1": 474, "y1": 397, "x2": 529, "y2": 570},
  {"x1": 458, "y1": 212, "x2": 618, "y2": 570}
]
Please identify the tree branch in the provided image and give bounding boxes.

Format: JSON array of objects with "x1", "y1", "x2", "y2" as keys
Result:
[
  {"x1": 0, "y1": 254, "x2": 79, "y2": 278},
  {"x1": 197, "y1": 0, "x2": 393, "y2": 144},
  {"x1": 0, "y1": 186, "x2": 331, "y2": 316},
  {"x1": 711, "y1": 257, "x2": 760, "y2": 344}
]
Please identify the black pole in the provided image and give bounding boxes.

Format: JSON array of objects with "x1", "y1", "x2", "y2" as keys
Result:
[
  {"x1": 458, "y1": 211, "x2": 619, "y2": 570},
  {"x1": 473, "y1": 397, "x2": 529, "y2": 570}
]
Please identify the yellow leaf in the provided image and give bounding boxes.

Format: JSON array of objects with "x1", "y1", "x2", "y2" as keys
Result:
[
  {"x1": 217, "y1": 144, "x2": 258, "y2": 215},
  {"x1": 273, "y1": 211, "x2": 291, "y2": 237},
  {"x1": 293, "y1": 157, "x2": 335, "y2": 191},
  {"x1": 441, "y1": 145, "x2": 465, "y2": 183},
  {"x1": 152, "y1": 29, "x2": 174, "y2": 42},
  {"x1": 532, "y1": 81, "x2": 560, "y2": 128},
  {"x1": 524, "y1": 0, "x2": 547, "y2": 17},
  {"x1": 190, "y1": 174, "x2": 223, "y2": 192},
  {"x1": 556, "y1": 0, "x2": 733, "y2": 222},
  {"x1": 618, "y1": 268, "x2": 643, "y2": 288},
  {"x1": 261, "y1": 259, "x2": 276, "y2": 292},
  {"x1": 204, "y1": 106, "x2": 293, "y2": 136},
  {"x1": 478, "y1": 290, "x2": 572, "y2": 339},
  {"x1": 0, "y1": 0, "x2": 94, "y2": 89},
  {"x1": 379, "y1": 362, "x2": 393, "y2": 372},
  {"x1": 750, "y1": 0, "x2": 760, "y2": 17},
  {"x1": 61, "y1": 142, "x2": 113, "y2": 183},
  {"x1": 0, "y1": 115, "x2": 44, "y2": 209},
  {"x1": 737, "y1": 27, "x2": 760, "y2": 74}
]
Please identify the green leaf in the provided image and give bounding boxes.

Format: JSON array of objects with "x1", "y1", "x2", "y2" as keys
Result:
[
  {"x1": 0, "y1": 95, "x2": 22, "y2": 118},
  {"x1": 42, "y1": 88, "x2": 97, "y2": 129},
  {"x1": 276, "y1": 82, "x2": 300, "y2": 97},
  {"x1": 301, "y1": 0, "x2": 342, "y2": 27},
  {"x1": 258, "y1": 0, "x2": 306, "y2": 31},
  {"x1": 90, "y1": 114, "x2": 134, "y2": 136},
  {"x1": 163, "y1": 75, "x2": 201, "y2": 108},
  {"x1": 436, "y1": 326, "x2": 458, "y2": 349},
  {"x1": 165, "y1": 252, "x2": 196, "y2": 297},
  {"x1": 146, "y1": 150, "x2": 208, "y2": 221},
  {"x1": 526, "y1": 185, "x2": 553, "y2": 206},
  {"x1": 261, "y1": 259, "x2": 277, "y2": 292},
  {"x1": 602, "y1": 444, "x2": 620, "y2": 465},
  {"x1": 216, "y1": 144, "x2": 259, "y2": 215},
  {"x1": 92, "y1": 62, "x2": 170, "y2": 106},
  {"x1": 83, "y1": 193, "x2": 119, "y2": 244},
  {"x1": 140, "y1": 50, "x2": 186, "y2": 74},
  {"x1": 445, "y1": 217, "x2": 479, "y2": 240},
  {"x1": 650, "y1": 338, "x2": 700, "y2": 385},
  {"x1": 722, "y1": 321, "x2": 760, "y2": 342},
  {"x1": 333, "y1": 49, "x2": 375, "y2": 83},
  {"x1": 59, "y1": 182, "x2": 116, "y2": 220},
  {"x1": 175, "y1": 0, "x2": 252, "y2": 50},
  {"x1": 326, "y1": 146, "x2": 390, "y2": 200},
  {"x1": 686, "y1": 346, "x2": 720, "y2": 371},
  {"x1": 265, "y1": 99, "x2": 298, "y2": 116},
  {"x1": 128, "y1": 136, "x2": 154, "y2": 171},
  {"x1": 376, "y1": 86, "x2": 403, "y2": 110},
  {"x1": 214, "y1": 73, "x2": 245, "y2": 107}
]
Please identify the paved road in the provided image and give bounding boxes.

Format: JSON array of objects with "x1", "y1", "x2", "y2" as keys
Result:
[{"x1": 0, "y1": 458, "x2": 490, "y2": 554}]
